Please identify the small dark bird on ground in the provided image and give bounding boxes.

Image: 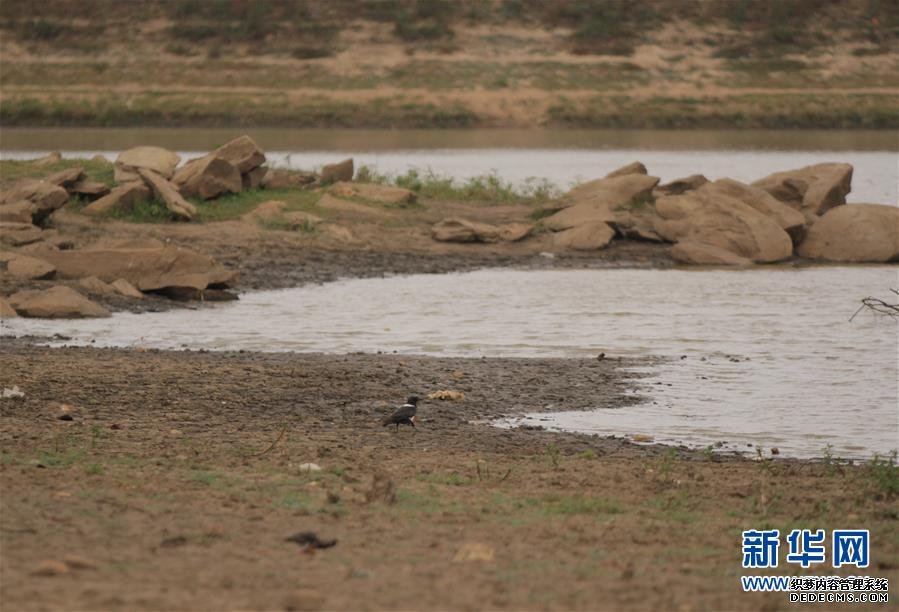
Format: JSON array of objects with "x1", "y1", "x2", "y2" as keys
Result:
[
  {"x1": 285, "y1": 531, "x2": 337, "y2": 550},
  {"x1": 382, "y1": 395, "x2": 419, "y2": 430}
]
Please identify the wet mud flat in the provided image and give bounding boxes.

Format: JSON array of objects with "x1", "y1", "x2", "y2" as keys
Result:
[{"x1": 1, "y1": 341, "x2": 896, "y2": 611}]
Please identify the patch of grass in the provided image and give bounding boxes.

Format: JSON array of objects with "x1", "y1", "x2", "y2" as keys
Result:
[
  {"x1": 37, "y1": 448, "x2": 86, "y2": 469},
  {"x1": 865, "y1": 450, "x2": 899, "y2": 498},
  {"x1": 0, "y1": 158, "x2": 113, "y2": 190},
  {"x1": 422, "y1": 471, "x2": 474, "y2": 486},
  {"x1": 547, "y1": 93, "x2": 899, "y2": 129},
  {"x1": 357, "y1": 166, "x2": 558, "y2": 204},
  {"x1": 0, "y1": 92, "x2": 479, "y2": 129},
  {"x1": 532, "y1": 494, "x2": 622, "y2": 517},
  {"x1": 577, "y1": 450, "x2": 598, "y2": 460}
]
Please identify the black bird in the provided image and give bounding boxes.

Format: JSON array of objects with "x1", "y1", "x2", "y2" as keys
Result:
[
  {"x1": 382, "y1": 396, "x2": 419, "y2": 430},
  {"x1": 285, "y1": 531, "x2": 337, "y2": 550}
]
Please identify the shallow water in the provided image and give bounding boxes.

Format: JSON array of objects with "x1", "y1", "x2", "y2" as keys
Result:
[
  {"x1": 2, "y1": 128, "x2": 897, "y2": 204},
  {"x1": 4, "y1": 267, "x2": 897, "y2": 460}
]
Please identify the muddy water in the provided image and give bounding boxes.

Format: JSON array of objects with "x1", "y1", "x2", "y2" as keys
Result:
[
  {"x1": 4, "y1": 267, "x2": 897, "y2": 460},
  {"x1": 2, "y1": 128, "x2": 897, "y2": 204}
]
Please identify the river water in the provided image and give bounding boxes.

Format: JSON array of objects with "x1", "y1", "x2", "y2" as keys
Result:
[
  {"x1": 2, "y1": 128, "x2": 897, "y2": 203},
  {"x1": 4, "y1": 267, "x2": 897, "y2": 460}
]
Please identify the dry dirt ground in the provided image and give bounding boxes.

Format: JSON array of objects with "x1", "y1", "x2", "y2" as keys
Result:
[{"x1": 1, "y1": 341, "x2": 897, "y2": 611}]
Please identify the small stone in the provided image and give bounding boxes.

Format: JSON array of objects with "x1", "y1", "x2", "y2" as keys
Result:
[
  {"x1": 298, "y1": 462, "x2": 322, "y2": 473},
  {"x1": 32, "y1": 560, "x2": 70, "y2": 576}
]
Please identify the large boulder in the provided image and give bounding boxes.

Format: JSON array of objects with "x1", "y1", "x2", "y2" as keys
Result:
[
  {"x1": 0, "y1": 180, "x2": 68, "y2": 224},
  {"x1": 212, "y1": 135, "x2": 265, "y2": 174},
  {"x1": 432, "y1": 218, "x2": 499, "y2": 243},
  {"x1": 242, "y1": 200, "x2": 286, "y2": 222},
  {"x1": 543, "y1": 202, "x2": 615, "y2": 232},
  {"x1": 552, "y1": 222, "x2": 615, "y2": 251},
  {"x1": 321, "y1": 158, "x2": 354, "y2": 183},
  {"x1": 658, "y1": 174, "x2": 708, "y2": 196},
  {"x1": 0, "y1": 296, "x2": 17, "y2": 318},
  {"x1": 115, "y1": 146, "x2": 181, "y2": 182},
  {"x1": 261, "y1": 169, "x2": 316, "y2": 190},
  {"x1": 555, "y1": 174, "x2": 659, "y2": 211},
  {"x1": 611, "y1": 207, "x2": 663, "y2": 242},
  {"x1": 173, "y1": 155, "x2": 242, "y2": 200},
  {"x1": 242, "y1": 166, "x2": 267, "y2": 189},
  {"x1": 68, "y1": 180, "x2": 110, "y2": 199},
  {"x1": 77, "y1": 276, "x2": 116, "y2": 295},
  {"x1": 604, "y1": 161, "x2": 647, "y2": 179},
  {"x1": 797, "y1": 204, "x2": 899, "y2": 263},
  {"x1": 33, "y1": 151, "x2": 61, "y2": 167},
  {"x1": 0, "y1": 251, "x2": 56, "y2": 280},
  {"x1": 654, "y1": 190, "x2": 793, "y2": 263},
  {"x1": 0, "y1": 201, "x2": 37, "y2": 224},
  {"x1": 137, "y1": 169, "x2": 196, "y2": 220},
  {"x1": 0, "y1": 223, "x2": 44, "y2": 247},
  {"x1": 8, "y1": 285, "x2": 110, "y2": 318},
  {"x1": 44, "y1": 166, "x2": 85, "y2": 188},
  {"x1": 30, "y1": 240, "x2": 236, "y2": 294},
  {"x1": 707, "y1": 179, "x2": 806, "y2": 242},
  {"x1": 670, "y1": 241, "x2": 752, "y2": 266},
  {"x1": 82, "y1": 182, "x2": 151, "y2": 216},
  {"x1": 752, "y1": 163, "x2": 853, "y2": 216},
  {"x1": 330, "y1": 182, "x2": 416, "y2": 205}
]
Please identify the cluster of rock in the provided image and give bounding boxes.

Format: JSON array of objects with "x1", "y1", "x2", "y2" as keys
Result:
[
  {"x1": 0, "y1": 238, "x2": 237, "y2": 319},
  {"x1": 432, "y1": 161, "x2": 899, "y2": 265}
]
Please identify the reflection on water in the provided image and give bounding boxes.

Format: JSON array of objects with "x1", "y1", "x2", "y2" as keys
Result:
[{"x1": 4, "y1": 267, "x2": 897, "y2": 460}]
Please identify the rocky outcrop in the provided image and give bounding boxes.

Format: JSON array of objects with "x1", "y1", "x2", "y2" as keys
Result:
[
  {"x1": 561, "y1": 174, "x2": 659, "y2": 210},
  {"x1": 44, "y1": 166, "x2": 85, "y2": 188},
  {"x1": 658, "y1": 174, "x2": 708, "y2": 195},
  {"x1": 604, "y1": 161, "x2": 647, "y2": 178},
  {"x1": 0, "y1": 251, "x2": 56, "y2": 280},
  {"x1": 670, "y1": 241, "x2": 752, "y2": 266},
  {"x1": 538, "y1": 174, "x2": 661, "y2": 251},
  {"x1": 0, "y1": 201, "x2": 37, "y2": 224},
  {"x1": 8, "y1": 285, "x2": 110, "y2": 318},
  {"x1": 68, "y1": 180, "x2": 110, "y2": 199},
  {"x1": 0, "y1": 296, "x2": 17, "y2": 318},
  {"x1": 543, "y1": 201, "x2": 615, "y2": 232},
  {"x1": 0, "y1": 180, "x2": 69, "y2": 224},
  {"x1": 330, "y1": 182, "x2": 416, "y2": 205},
  {"x1": 213, "y1": 135, "x2": 265, "y2": 174},
  {"x1": 111, "y1": 278, "x2": 144, "y2": 298},
  {"x1": 82, "y1": 182, "x2": 151, "y2": 216},
  {"x1": 707, "y1": 179, "x2": 806, "y2": 242},
  {"x1": 552, "y1": 222, "x2": 615, "y2": 251},
  {"x1": 0, "y1": 223, "x2": 44, "y2": 247},
  {"x1": 31, "y1": 240, "x2": 236, "y2": 294},
  {"x1": 242, "y1": 166, "x2": 267, "y2": 189},
  {"x1": 77, "y1": 276, "x2": 116, "y2": 295},
  {"x1": 137, "y1": 169, "x2": 196, "y2": 220},
  {"x1": 321, "y1": 158, "x2": 354, "y2": 183},
  {"x1": 244, "y1": 200, "x2": 287, "y2": 221},
  {"x1": 115, "y1": 146, "x2": 181, "y2": 182},
  {"x1": 432, "y1": 218, "x2": 499, "y2": 243},
  {"x1": 430, "y1": 218, "x2": 533, "y2": 244},
  {"x1": 173, "y1": 155, "x2": 242, "y2": 200},
  {"x1": 261, "y1": 169, "x2": 316, "y2": 190},
  {"x1": 797, "y1": 204, "x2": 899, "y2": 263},
  {"x1": 654, "y1": 189, "x2": 793, "y2": 263},
  {"x1": 611, "y1": 207, "x2": 663, "y2": 242},
  {"x1": 752, "y1": 163, "x2": 853, "y2": 217},
  {"x1": 33, "y1": 151, "x2": 61, "y2": 168}
]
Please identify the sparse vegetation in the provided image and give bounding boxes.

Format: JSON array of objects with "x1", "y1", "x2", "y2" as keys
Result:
[{"x1": 356, "y1": 166, "x2": 558, "y2": 204}]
